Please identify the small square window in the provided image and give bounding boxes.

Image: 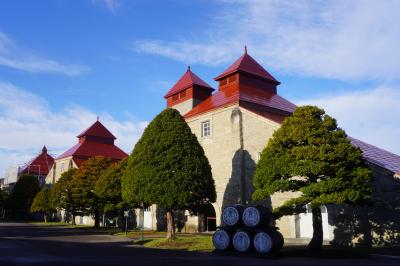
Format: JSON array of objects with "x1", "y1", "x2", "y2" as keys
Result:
[{"x1": 201, "y1": 120, "x2": 211, "y2": 137}]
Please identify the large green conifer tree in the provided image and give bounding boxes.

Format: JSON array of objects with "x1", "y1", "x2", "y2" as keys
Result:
[
  {"x1": 122, "y1": 108, "x2": 216, "y2": 239},
  {"x1": 253, "y1": 106, "x2": 373, "y2": 250}
]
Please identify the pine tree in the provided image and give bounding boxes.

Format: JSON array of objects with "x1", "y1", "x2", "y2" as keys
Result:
[
  {"x1": 31, "y1": 187, "x2": 54, "y2": 222},
  {"x1": 122, "y1": 108, "x2": 216, "y2": 239},
  {"x1": 253, "y1": 106, "x2": 373, "y2": 250}
]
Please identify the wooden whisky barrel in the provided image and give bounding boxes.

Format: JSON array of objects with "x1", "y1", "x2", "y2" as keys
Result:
[
  {"x1": 222, "y1": 205, "x2": 244, "y2": 226},
  {"x1": 253, "y1": 229, "x2": 284, "y2": 254},
  {"x1": 212, "y1": 227, "x2": 234, "y2": 251},
  {"x1": 232, "y1": 229, "x2": 253, "y2": 252},
  {"x1": 242, "y1": 205, "x2": 272, "y2": 227}
]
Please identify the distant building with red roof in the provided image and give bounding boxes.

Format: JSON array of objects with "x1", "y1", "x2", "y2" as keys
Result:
[
  {"x1": 16, "y1": 146, "x2": 55, "y2": 186},
  {"x1": 19, "y1": 146, "x2": 54, "y2": 177},
  {"x1": 46, "y1": 120, "x2": 128, "y2": 184},
  {"x1": 157, "y1": 48, "x2": 400, "y2": 245}
]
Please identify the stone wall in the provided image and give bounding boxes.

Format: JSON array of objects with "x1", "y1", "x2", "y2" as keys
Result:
[
  {"x1": 45, "y1": 157, "x2": 77, "y2": 184},
  {"x1": 330, "y1": 164, "x2": 400, "y2": 247},
  {"x1": 180, "y1": 105, "x2": 298, "y2": 235}
]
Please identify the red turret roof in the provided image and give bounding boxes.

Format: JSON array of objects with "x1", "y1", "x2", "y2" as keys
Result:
[
  {"x1": 77, "y1": 120, "x2": 116, "y2": 140},
  {"x1": 184, "y1": 51, "x2": 294, "y2": 120},
  {"x1": 214, "y1": 50, "x2": 280, "y2": 84},
  {"x1": 20, "y1": 146, "x2": 54, "y2": 176},
  {"x1": 164, "y1": 67, "x2": 214, "y2": 98},
  {"x1": 57, "y1": 120, "x2": 128, "y2": 163}
]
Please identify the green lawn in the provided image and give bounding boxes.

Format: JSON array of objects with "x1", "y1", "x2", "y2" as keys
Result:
[
  {"x1": 29, "y1": 221, "x2": 87, "y2": 227},
  {"x1": 134, "y1": 235, "x2": 214, "y2": 251}
]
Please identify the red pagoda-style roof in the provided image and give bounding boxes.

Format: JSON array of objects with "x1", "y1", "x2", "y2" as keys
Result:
[
  {"x1": 350, "y1": 137, "x2": 400, "y2": 175},
  {"x1": 184, "y1": 50, "x2": 295, "y2": 120},
  {"x1": 164, "y1": 67, "x2": 214, "y2": 98},
  {"x1": 77, "y1": 120, "x2": 116, "y2": 140},
  {"x1": 20, "y1": 146, "x2": 54, "y2": 176},
  {"x1": 184, "y1": 84, "x2": 296, "y2": 121},
  {"x1": 214, "y1": 49, "x2": 280, "y2": 84},
  {"x1": 57, "y1": 120, "x2": 128, "y2": 163},
  {"x1": 57, "y1": 141, "x2": 127, "y2": 161}
]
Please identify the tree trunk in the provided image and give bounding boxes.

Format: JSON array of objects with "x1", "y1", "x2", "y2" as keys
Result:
[
  {"x1": 71, "y1": 213, "x2": 76, "y2": 225},
  {"x1": 166, "y1": 210, "x2": 175, "y2": 239},
  {"x1": 44, "y1": 213, "x2": 48, "y2": 223},
  {"x1": 94, "y1": 210, "x2": 100, "y2": 228},
  {"x1": 308, "y1": 206, "x2": 323, "y2": 250}
]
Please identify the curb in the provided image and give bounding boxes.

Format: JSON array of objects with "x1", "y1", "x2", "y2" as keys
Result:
[{"x1": 371, "y1": 254, "x2": 400, "y2": 260}]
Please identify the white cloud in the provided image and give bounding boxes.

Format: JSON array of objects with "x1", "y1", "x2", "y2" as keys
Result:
[
  {"x1": 134, "y1": 0, "x2": 400, "y2": 81},
  {"x1": 0, "y1": 32, "x2": 90, "y2": 76},
  {"x1": 298, "y1": 86, "x2": 400, "y2": 155},
  {"x1": 91, "y1": 0, "x2": 120, "y2": 12},
  {"x1": 0, "y1": 81, "x2": 147, "y2": 177},
  {"x1": 134, "y1": 40, "x2": 240, "y2": 66}
]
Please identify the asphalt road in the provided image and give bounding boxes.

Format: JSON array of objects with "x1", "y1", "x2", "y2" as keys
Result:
[{"x1": 0, "y1": 222, "x2": 398, "y2": 266}]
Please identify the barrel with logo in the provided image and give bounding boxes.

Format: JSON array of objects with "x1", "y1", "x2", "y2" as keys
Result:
[
  {"x1": 242, "y1": 205, "x2": 272, "y2": 227},
  {"x1": 253, "y1": 229, "x2": 284, "y2": 254},
  {"x1": 232, "y1": 229, "x2": 254, "y2": 252},
  {"x1": 212, "y1": 227, "x2": 235, "y2": 251},
  {"x1": 222, "y1": 204, "x2": 245, "y2": 227}
]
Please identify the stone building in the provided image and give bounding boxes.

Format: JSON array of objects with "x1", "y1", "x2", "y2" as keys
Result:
[{"x1": 146, "y1": 49, "x2": 400, "y2": 246}]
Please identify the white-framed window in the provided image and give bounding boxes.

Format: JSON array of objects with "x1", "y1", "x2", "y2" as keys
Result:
[
  {"x1": 60, "y1": 163, "x2": 65, "y2": 173},
  {"x1": 201, "y1": 120, "x2": 211, "y2": 137}
]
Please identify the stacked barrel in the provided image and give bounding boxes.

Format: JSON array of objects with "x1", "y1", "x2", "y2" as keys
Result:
[{"x1": 212, "y1": 205, "x2": 284, "y2": 255}]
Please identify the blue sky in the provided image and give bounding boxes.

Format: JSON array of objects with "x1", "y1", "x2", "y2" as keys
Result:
[{"x1": 1, "y1": 0, "x2": 400, "y2": 177}]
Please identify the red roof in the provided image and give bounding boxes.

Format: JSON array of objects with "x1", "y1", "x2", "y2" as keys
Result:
[
  {"x1": 349, "y1": 137, "x2": 400, "y2": 174},
  {"x1": 77, "y1": 120, "x2": 116, "y2": 140},
  {"x1": 214, "y1": 51, "x2": 280, "y2": 84},
  {"x1": 164, "y1": 67, "x2": 214, "y2": 98},
  {"x1": 57, "y1": 140, "x2": 127, "y2": 161},
  {"x1": 57, "y1": 120, "x2": 128, "y2": 162},
  {"x1": 20, "y1": 146, "x2": 54, "y2": 176},
  {"x1": 184, "y1": 84, "x2": 296, "y2": 119}
]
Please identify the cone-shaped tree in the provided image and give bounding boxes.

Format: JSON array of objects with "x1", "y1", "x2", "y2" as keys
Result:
[
  {"x1": 31, "y1": 187, "x2": 54, "y2": 222},
  {"x1": 122, "y1": 108, "x2": 216, "y2": 239},
  {"x1": 253, "y1": 106, "x2": 373, "y2": 250}
]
